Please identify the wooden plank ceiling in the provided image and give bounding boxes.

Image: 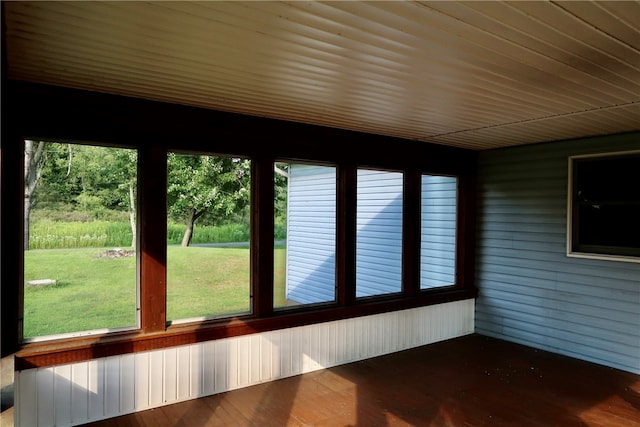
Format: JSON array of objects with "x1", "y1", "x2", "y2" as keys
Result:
[{"x1": 3, "y1": 1, "x2": 639, "y2": 150}]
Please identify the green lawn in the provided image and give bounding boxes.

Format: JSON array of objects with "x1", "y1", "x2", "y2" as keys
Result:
[{"x1": 24, "y1": 246, "x2": 286, "y2": 338}]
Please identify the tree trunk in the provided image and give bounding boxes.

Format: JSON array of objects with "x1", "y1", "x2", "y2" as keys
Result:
[
  {"x1": 181, "y1": 208, "x2": 205, "y2": 247},
  {"x1": 24, "y1": 195, "x2": 32, "y2": 251},
  {"x1": 66, "y1": 144, "x2": 73, "y2": 176},
  {"x1": 23, "y1": 141, "x2": 47, "y2": 250},
  {"x1": 129, "y1": 182, "x2": 136, "y2": 250},
  {"x1": 181, "y1": 208, "x2": 196, "y2": 247}
]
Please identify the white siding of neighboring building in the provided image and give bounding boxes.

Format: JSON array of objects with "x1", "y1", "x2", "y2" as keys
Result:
[
  {"x1": 285, "y1": 164, "x2": 337, "y2": 304},
  {"x1": 285, "y1": 168, "x2": 460, "y2": 300},
  {"x1": 356, "y1": 170, "x2": 404, "y2": 297},
  {"x1": 475, "y1": 132, "x2": 640, "y2": 375},
  {"x1": 421, "y1": 175, "x2": 457, "y2": 289}
]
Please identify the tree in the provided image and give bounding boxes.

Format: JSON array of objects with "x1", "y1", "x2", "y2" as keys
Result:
[
  {"x1": 33, "y1": 143, "x2": 79, "y2": 210},
  {"x1": 23, "y1": 140, "x2": 47, "y2": 250},
  {"x1": 110, "y1": 149, "x2": 138, "y2": 248},
  {"x1": 29, "y1": 143, "x2": 138, "y2": 247},
  {"x1": 274, "y1": 162, "x2": 289, "y2": 224},
  {"x1": 167, "y1": 154, "x2": 250, "y2": 247}
]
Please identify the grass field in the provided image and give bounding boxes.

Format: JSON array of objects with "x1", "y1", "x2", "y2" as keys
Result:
[{"x1": 24, "y1": 245, "x2": 286, "y2": 338}]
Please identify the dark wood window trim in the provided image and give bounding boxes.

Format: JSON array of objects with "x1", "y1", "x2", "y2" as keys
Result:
[
  {"x1": 4, "y1": 81, "x2": 477, "y2": 369},
  {"x1": 253, "y1": 155, "x2": 276, "y2": 317},
  {"x1": 139, "y1": 146, "x2": 168, "y2": 333},
  {"x1": 403, "y1": 169, "x2": 421, "y2": 297}
]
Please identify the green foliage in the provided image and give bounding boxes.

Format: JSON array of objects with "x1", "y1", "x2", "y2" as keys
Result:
[
  {"x1": 167, "y1": 222, "x2": 187, "y2": 244},
  {"x1": 274, "y1": 220, "x2": 287, "y2": 241},
  {"x1": 75, "y1": 193, "x2": 103, "y2": 211},
  {"x1": 34, "y1": 143, "x2": 136, "y2": 212},
  {"x1": 274, "y1": 162, "x2": 289, "y2": 224},
  {"x1": 167, "y1": 222, "x2": 250, "y2": 244},
  {"x1": 167, "y1": 153, "x2": 251, "y2": 226},
  {"x1": 32, "y1": 206, "x2": 130, "y2": 223},
  {"x1": 105, "y1": 222, "x2": 134, "y2": 246},
  {"x1": 29, "y1": 219, "x2": 127, "y2": 249},
  {"x1": 34, "y1": 143, "x2": 76, "y2": 208},
  {"x1": 28, "y1": 145, "x2": 287, "y2": 250}
]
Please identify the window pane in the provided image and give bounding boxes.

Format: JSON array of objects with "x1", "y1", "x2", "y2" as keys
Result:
[
  {"x1": 573, "y1": 153, "x2": 640, "y2": 257},
  {"x1": 274, "y1": 163, "x2": 336, "y2": 309},
  {"x1": 356, "y1": 169, "x2": 403, "y2": 297},
  {"x1": 23, "y1": 141, "x2": 138, "y2": 339},
  {"x1": 167, "y1": 153, "x2": 251, "y2": 322},
  {"x1": 421, "y1": 175, "x2": 457, "y2": 289}
]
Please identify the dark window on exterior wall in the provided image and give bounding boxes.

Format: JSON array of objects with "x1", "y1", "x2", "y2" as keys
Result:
[{"x1": 569, "y1": 151, "x2": 640, "y2": 260}]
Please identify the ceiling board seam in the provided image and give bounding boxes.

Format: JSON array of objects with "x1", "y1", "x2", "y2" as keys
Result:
[
  {"x1": 10, "y1": 27, "x2": 587, "y2": 123},
  {"x1": 474, "y1": 2, "x2": 640, "y2": 93},
  {"x1": 417, "y1": 1, "x2": 639, "y2": 100},
  {"x1": 552, "y1": 1, "x2": 640, "y2": 54},
  {"x1": 427, "y1": 101, "x2": 640, "y2": 138},
  {"x1": 364, "y1": 1, "x2": 615, "y2": 109},
  {"x1": 9, "y1": 2, "x2": 622, "y2": 114}
]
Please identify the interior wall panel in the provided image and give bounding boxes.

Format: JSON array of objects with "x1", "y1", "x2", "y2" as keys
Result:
[
  {"x1": 14, "y1": 299, "x2": 474, "y2": 427},
  {"x1": 475, "y1": 132, "x2": 640, "y2": 375}
]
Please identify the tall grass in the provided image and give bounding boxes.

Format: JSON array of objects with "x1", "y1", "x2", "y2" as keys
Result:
[
  {"x1": 29, "y1": 219, "x2": 131, "y2": 249},
  {"x1": 167, "y1": 222, "x2": 251, "y2": 244},
  {"x1": 29, "y1": 219, "x2": 285, "y2": 249}
]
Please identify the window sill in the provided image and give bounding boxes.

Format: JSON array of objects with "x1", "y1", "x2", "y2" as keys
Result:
[{"x1": 567, "y1": 251, "x2": 640, "y2": 264}]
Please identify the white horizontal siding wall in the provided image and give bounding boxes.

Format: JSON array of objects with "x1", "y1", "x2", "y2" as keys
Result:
[
  {"x1": 287, "y1": 168, "x2": 459, "y2": 297},
  {"x1": 15, "y1": 299, "x2": 474, "y2": 427},
  {"x1": 475, "y1": 132, "x2": 640, "y2": 374},
  {"x1": 356, "y1": 170, "x2": 403, "y2": 297},
  {"x1": 285, "y1": 164, "x2": 336, "y2": 304},
  {"x1": 421, "y1": 175, "x2": 457, "y2": 289}
]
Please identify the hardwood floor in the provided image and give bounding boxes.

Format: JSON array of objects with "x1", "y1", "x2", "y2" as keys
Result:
[{"x1": 82, "y1": 334, "x2": 640, "y2": 427}]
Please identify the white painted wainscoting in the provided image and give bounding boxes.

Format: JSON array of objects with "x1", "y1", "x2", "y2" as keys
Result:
[{"x1": 15, "y1": 299, "x2": 474, "y2": 427}]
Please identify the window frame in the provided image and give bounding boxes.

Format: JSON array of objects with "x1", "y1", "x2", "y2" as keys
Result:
[
  {"x1": 21, "y1": 141, "x2": 142, "y2": 342},
  {"x1": 355, "y1": 167, "x2": 405, "y2": 299},
  {"x1": 3, "y1": 81, "x2": 478, "y2": 369},
  {"x1": 273, "y1": 160, "x2": 339, "y2": 311},
  {"x1": 420, "y1": 173, "x2": 459, "y2": 290},
  {"x1": 567, "y1": 150, "x2": 640, "y2": 264},
  {"x1": 165, "y1": 151, "x2": 253, "y2": 324}
]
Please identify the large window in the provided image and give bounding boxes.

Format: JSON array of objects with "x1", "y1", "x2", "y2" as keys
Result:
[
  {"x1": 9, "y1": 85, "x2": 476, "y2": 366},
  {"x1": 274, "y1": 163, "x2": 337, "y2": 309},
  {"x1": 421, "y1": 175, "x2": 457, "y2": 289},
  {"x1": 568, "y1": 150, "x2": 640, "y2": 261},
  {"x1": 15, "y1": 140, "x2": 474, "y2": 361},
  {"x1": 356, "y1": 169, "x2": 403, "y2": 298},
  {"x1": 23, "y1": 141, "x2": 138, "y2": 340},
  {"x1": 166, "y1": 153, "x2": 251, "y2": 322}
]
